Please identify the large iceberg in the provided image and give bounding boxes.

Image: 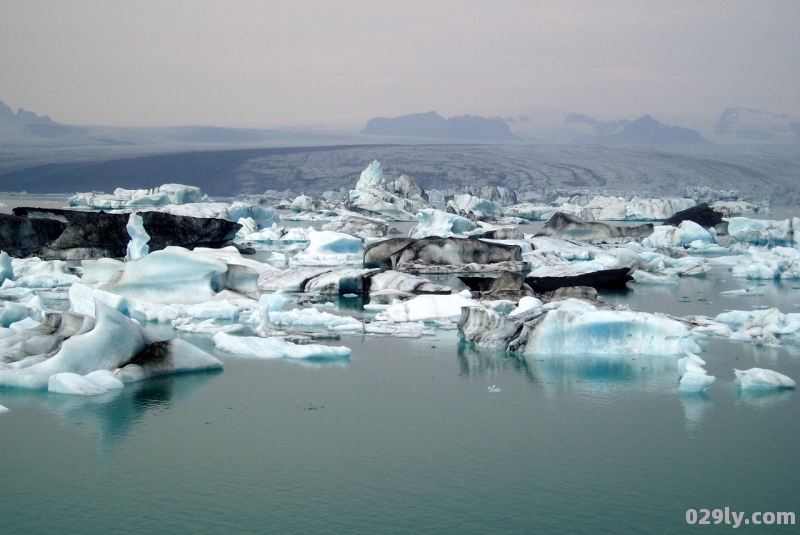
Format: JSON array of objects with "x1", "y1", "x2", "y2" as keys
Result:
[{"x1": 458, "y1": 297, "x2": 700, "y2": 356}]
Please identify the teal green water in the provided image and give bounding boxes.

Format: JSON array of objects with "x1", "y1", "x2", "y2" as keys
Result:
[{"x1": 1, "y1": 274, "x2": 799, "y2": 534}]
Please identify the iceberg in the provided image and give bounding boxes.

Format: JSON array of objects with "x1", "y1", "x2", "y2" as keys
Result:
[
  {"x1": 730, "y1": 246, "x2": 800, "y2": 280},
  {"x1": 677, "y1": 352, "x2": 715, "y2": 393},
  {"x1": 321, "y1": 211, "x2": 388, "y2": 239},
  {"x1": 408, "y1": 209, "x2": 477, "y2": 239},
  {"x1": 346, "y1": 161, "x2": 423, "y2": 221},
  {"x1": 212, "y1": 332, "x2": 351, "y2": 360},
  {"x1": 366, "y1": 270, "x2": 451, "y2": 295},
  {"x1": 458, "y1": 298, "x2": 701, "y2": 356},
  {"x1": 712, "y1": 308, "x2": 800, "y2": 345},
  {"x1": 446, "y1": 194, "x2": 502, "y2": 220},
  {"x1": 267, "y1": 307, "x2": 363, "y2": 330},
  {"x1": 641, "y1": 221, "x2": 714, "y2": 249},
  {"x1": 291, "y1": 195, "x2": 316, "y2": 212},
  {"x1": 290, "y1": 230, "x2": 364, "y2": 266},
  {"x1": 114, "y1": 339, "x2": 223, "y2": 383},
  {"x1": 69, "y1": 183, "x2": 204, "y2": 209},
  {"x1": 734, "y1": 368, "x2": 796, "y2": 390},
  {"x1": 125, "y1": 212, "x2": 150, "y2": 261},
  {"x1": 375, "y1": 292, "x2": 484, "y2": 323},
  {"x1": 726, "y1": 217, "x2": 795, "y2": 247}
]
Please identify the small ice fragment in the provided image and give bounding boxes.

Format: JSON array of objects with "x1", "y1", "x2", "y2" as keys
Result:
[
  {"x1": 488, "y1": 385, "x2": 501, "y2": 393},
  {"x1": 0, "y1": 404, "x2": 8, "y2": 413}
]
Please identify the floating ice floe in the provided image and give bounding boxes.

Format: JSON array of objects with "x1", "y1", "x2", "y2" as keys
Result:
[
  {"x1": 641, "y1": 221, "x2": 716, "y2": 249},
  {"x1": 583, "y1": 195, "x2": 696, "y2": 221},
  {"x1": 408, "y1": 209, "x2": 477, "y2": 239},
  {"x1": 212, "y1": 332, "x2": 351, "y2": 360},
  {"x1": 366, "y1": 270, "x2": 451, "y2": 296},
  {"x1": 509, "y1": 296, "x2": 543, "y2": 317},
  {"x1": 535, "y1": 212, "x2": 653, "y2": 243},
  {"x1": 730, "y1": 246, "x2": 800, "y2": 280},
  {"x1": 504, "y1": 202, "x2": 594, "y2": 222},
  {"x1": 0, "y1": 404, "x2": 8, "y2": 412},
  {"x1": 0, "y1": 301, "x2": 222, "y2": 391},
  {"x1": 362, "y1": 320, "x2": 434, "y2": 337},
  {"x1": 69, "y1": 184, "x2": 204, "y2": 209},
  {"x1": 734, "y1": 368, "x2": 796, "y2": 390},
  {"x1": 375, "y1": 292, "x2": 484, "y2": 323},
  {"x1": 321, "y1": 211, "x2": 388, "y2": 239},
  {"x1": 4, "y1": 258, "x2": 80, "y2": 289},
  {"x1": 290, "y1": 230, "x2": 364, "y2": 266},
  {"x1": 346, "y1": 161, "x2": 424, "y2": 221},
  {"x1": 447, "y1": 194, "x2": 502, "y2": 220},
  {"x1": 488, "y1": 385, "x2": 501, "y2": 393},
  {"x1": 71, "y1": 247, "x2": 259, "y2": 323},
  {"x1": 677, "y1": 352, "x2": 715, "y2": 393},
  {"x1": 267, "y1": 307, "x2": 363, "y2": 331},
  {"x1": 712, "y1": 308, "x2": 800, "y2": 345},
  {"x1": 726, "y1": 217, "x2": 798, "y2": 247}
]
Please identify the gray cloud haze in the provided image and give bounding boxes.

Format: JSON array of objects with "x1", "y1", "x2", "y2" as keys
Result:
[{"x1": 1, "y1": 1, "x2": 798, "y2": 129}]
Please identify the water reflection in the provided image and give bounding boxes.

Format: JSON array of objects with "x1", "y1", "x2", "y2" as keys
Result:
[
  {"x1": 0, "y1": 370, "x2": 221, "y2": 451},
  {"x1": 736, "y1": 388, "x2": 795, "y2": 408},
  {"x1": 679, "y1": 393, "x2": 713, "y2": 428},
  {"x1": 457, "y1": 343, "x2": 535, "y2": 382},
  {"x1": 457, "y1": 341, "x2": 677, "y2": 396}
]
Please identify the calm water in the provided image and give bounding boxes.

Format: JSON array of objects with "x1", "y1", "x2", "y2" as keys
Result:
[{"x1": 2, "y1": 270, "x2": 799, "y2": 534}]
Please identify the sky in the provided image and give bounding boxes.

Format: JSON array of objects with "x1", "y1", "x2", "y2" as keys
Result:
[{"x1": 1, "y1": 1, "x2": 798, "y2": 130}]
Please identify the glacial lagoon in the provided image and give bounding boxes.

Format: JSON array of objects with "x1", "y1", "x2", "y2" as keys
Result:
[
  {"x1": 1, "y1": 263, "x2": 799, "y2": 534},
  {"x1": 1, "y1": 185, "x2": 798, "y2": 534}
]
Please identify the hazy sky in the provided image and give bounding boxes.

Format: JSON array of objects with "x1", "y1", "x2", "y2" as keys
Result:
[{"x1": 1, "y1": 1, "x2": 798, "y2": 129}]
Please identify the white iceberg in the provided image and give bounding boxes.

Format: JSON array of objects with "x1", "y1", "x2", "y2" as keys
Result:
[
  {"x1": 677, "y1": 352, "x2": 715, "y2": 393},
  {"x1": 375, "y1": 292, "x2": 484, "y2": 323},
  {"x1": 125, "y1": 212, "x2": 150, "y2": 261},
  {"x1": 408, "y1": 209, "x2": 477, "y2": 239},
  {"x1": 212, "y1": 332, "x2": 351, "y2": 360},
  {"x1": 290, "y1": 230, "x2": 363, "y2": 266},
  {"x1": 734, "y1": 368, "x2": 796, "y2": 390}
]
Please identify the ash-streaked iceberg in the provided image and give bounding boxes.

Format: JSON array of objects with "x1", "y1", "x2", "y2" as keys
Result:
[{"x1": 459, "y1": 297, "x2": 700, "y2": 356}]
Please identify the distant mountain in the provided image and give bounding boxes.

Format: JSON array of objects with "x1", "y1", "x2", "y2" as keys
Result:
[
  {"x1": 362, "y1": 111, "x2": 518, "y2": 141},
  {"x1": 713, "y1": 108, "x2": 800, "y2": 143},
  {"x1": 0, "y1": 99, "x2": 56, "y2": 124},
  {"x1": 565, "y1": 113, "x2": 708, "y2": 144},
  {"x1": 0, "y1": 99, "x2": 86, "y2": 138}
]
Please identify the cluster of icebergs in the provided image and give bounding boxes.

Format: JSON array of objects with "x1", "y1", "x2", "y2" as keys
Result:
[{"x1": 0, "y1": 161, "x2": 796, "y2": 405}]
